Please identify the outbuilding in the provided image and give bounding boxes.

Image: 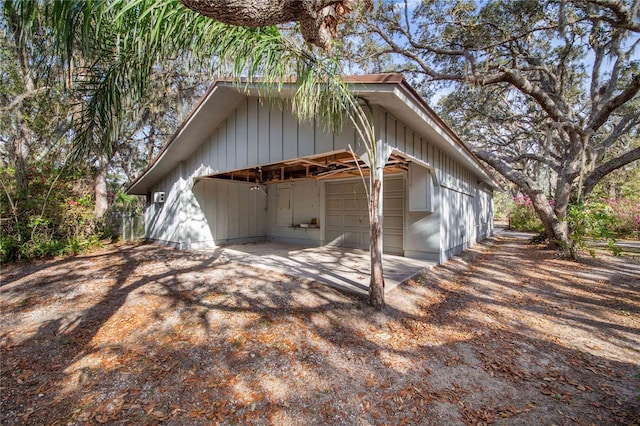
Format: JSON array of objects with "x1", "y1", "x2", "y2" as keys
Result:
[{"x1": 127, "y1": 74, "x2": 498, "y2": 263}]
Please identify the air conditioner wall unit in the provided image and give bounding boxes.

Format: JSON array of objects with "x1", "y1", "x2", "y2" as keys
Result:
[{"x1": 153, "y1": 192, "x2": 165, "y2": 203}]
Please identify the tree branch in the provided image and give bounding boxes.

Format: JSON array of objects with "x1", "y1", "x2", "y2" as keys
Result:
[
  {"x1": 499, "y1": 68, "x2": 569, "y2": 125},
  {"x1": 474, "y1": 149, "x2": 540, "y2": 191},
  {"x1": 583, "y1": 146, "x2": 640, "y2": 197},
  {"x1": 178, "y1": 0, "x2": 371, "y2": 49},
  {"x1": 594, "y1": 112, "x2": 640, "y2": 154},
  {"x1": 510, "y1": 152, "x2": 561, "y2": 170},
  {"x1": 581, "y1": 0, "x2": 640, "y2": 32},
  {"x1": 587, "y1": 73, "x2": 640, "y2": 134},
  {"x1": 0, "y1": 87, "x2": 49, "y2": 113}
]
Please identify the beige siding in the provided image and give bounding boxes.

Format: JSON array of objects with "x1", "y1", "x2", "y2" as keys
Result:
[
  {"x1": 191, "y1": 179, "x2": 267, "y2": 247},
  {"x1": 258, "y1": 100, "x2": 270, "y2": 164},
  {"x1": 266, "y1": 180, "x2": 323, "y2": 246},
  {"x1": 145, "y1": 165, "x2": 185, "y2": 247},
  {"x1": 375, "y1": 107, "x2": 494, "y2": 261}
]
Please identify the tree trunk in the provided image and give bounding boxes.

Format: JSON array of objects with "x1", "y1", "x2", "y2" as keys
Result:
[
  {"x1": 473, "y1": 150, "x2": 578, "y2": 258},
  {"x1": 528, "y1": 189, "x2": 574, "y2": 257},
  {"x1": 94, "y1": 154, "x2": 109, "y2": 219},
  {"x1": 369, "y1": 176, "x2": 385, "y2": 308},
  {"x1": 13, "y1": 134, "x2": 30, "y2": 242},
  {"x1": 14, "y1": 136, "x2": 29, "y2": 204}
]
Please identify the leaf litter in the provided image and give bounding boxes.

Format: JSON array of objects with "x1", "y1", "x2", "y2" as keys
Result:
[{"x1": 1, "y1": 233, "x2": 638, "y2": 425}]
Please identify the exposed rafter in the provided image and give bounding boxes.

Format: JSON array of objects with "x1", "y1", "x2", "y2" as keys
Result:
[{"x1": 202, "y1": 151, "x2": 409, "y2": 183}]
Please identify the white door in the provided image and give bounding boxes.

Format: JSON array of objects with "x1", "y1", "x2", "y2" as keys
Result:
[{"x1": 325, "y1": 176, "x2": 404, "y2": 254}]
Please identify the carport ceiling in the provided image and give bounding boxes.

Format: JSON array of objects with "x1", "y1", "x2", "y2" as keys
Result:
[{"x1": 201, "y1": 151, "x2": 409, "y2": 184}]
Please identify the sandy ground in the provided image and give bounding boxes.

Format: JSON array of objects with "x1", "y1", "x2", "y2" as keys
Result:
[{"x1": 1, "y1": 232, "x2": 638, "y2": 425}]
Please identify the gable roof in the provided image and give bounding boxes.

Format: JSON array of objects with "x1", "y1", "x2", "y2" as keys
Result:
[{"x1": 127, "y1": 74, "x2": 499, "y2": 194}]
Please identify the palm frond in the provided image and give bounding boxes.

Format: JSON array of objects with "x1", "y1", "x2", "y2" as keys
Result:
[{"x1": 14, "y1": 0, "x2": 375, "y2": 160}]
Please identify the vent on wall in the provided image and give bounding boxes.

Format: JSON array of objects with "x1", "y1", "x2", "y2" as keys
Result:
[{"x1": 153, "y1": 192, "x2": 165, "y2": 203}]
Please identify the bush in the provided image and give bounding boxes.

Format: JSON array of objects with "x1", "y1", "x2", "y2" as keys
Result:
[
  {"x1": 493, "y1": 191, "x2": 512, "y2": 221},
  {"x1": 0, "y1": 164, "x2": 103, "y2": 263},
  {"x1": 508, "y1": 195, "x2": 545, "y2": 233},
  {"x1": 0, "y1": 235, "x2": 20, "y2": 263},
  {"x1": 502, "y1": 193, "x2": 636, "y2": 257},
  {"x1": 568, "y1": 201, "x2": 623, "y2": 256},
  {"x1": 605, "y1": 198, "x2": 640, "y2": 239}
]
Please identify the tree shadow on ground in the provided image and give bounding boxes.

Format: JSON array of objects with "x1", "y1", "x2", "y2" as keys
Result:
[{"x1": 1, "y1": 236, "x2": 638, "y2": 425}]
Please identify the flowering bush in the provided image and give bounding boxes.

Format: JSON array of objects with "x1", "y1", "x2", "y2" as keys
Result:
[
  {"x1": 605, "y1": 198, "x2": 640, "y2": 238},
  {"x1": 508, "y1": 194, "x2": 639, "y2": 241},
  {"x1": 508, "y1": 195, "x2": 545, "y2": 233}
]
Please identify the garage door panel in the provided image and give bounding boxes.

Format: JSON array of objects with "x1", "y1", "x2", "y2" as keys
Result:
[
  {"x1": 326, "y1": 215, "x2": 342, "y2": 226},
  {"x1": 384, "y1": 234, "x2": 403, "y2": 251},
  {"x1": 384, "y1": 197, "x2": 403, "y2": 206},
  {"x1": 343, "y1": 214, "x2": 365, "y2": 227},
  {"x1": 327, "y1": 199, "x2": 342, "y2": 210},
  {"x1": 342, "y1": 231, "x2": 364, "y2": 247},
  {"x1": 326, "y1": 230, "x2": 343, "y2": 245},
  {"x1": 326, "y1": 177, "x2": 404, "y2": 254},
  {"x1": 344, "y1": 182, "x2": 366, "y2": 194},
  {"x1": 326, "y1": 184, "x2": 344, "y2": 195},
  {"x1": 384, "y1": 206, "x2": 403, "y2": 214},
  {"x1": 384, "y1": 216, "x2": 403, "y2": 229},
  {"x1": 385, "y1": 178, "x2": 403, "y2": 192},
  {"x1": 343, "y1": 201, "x2": 361, "y2": 211}
]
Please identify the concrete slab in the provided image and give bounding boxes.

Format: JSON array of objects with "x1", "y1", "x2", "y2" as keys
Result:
[{"x1": 207, "y1": 242, "x2": 436, "y2": 296}]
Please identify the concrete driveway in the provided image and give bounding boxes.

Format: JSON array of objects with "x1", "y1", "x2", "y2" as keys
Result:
[{"x1": 205, "y1": 242, "x2": 436, "y2": 296}]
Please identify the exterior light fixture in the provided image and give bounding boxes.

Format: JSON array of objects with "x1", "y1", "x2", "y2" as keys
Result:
[{"x1": 250, "y1": 184, "x2": 267, "y2": 194}]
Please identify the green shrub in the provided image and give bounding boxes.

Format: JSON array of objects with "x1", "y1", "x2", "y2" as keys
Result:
[
  {"x1": 0, "y1": 164, "x2": 103, "y2": 263},
  {"x1": 493, "y1": 191, "x2": 512, "y2": 221},
  {"x1": 568, "y1": 201, "x2": 621, "y2": 257},
  {"x1": 0, "y1": 235, "x2": 20, "y2": 263},
  {"x1": 508, "y1": 195, "x2": 545, "y2": 233}
]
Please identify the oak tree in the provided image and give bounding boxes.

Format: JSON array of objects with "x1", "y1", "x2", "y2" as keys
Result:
[{"x1": 352, "y1": 0, "x2": 640, "y2": 256}]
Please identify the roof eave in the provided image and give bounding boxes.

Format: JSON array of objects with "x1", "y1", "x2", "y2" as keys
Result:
[
  {"x1": 126, "y1": 80, "x2": 243, "y2": 194},
  {"x1": 127, "y1": 74, "x2": 500, "y2": 194}
]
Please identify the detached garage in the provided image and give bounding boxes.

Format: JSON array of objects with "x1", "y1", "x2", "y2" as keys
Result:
[{"x1": 127, "y1": 74, "x2": 498, "y2": 264}]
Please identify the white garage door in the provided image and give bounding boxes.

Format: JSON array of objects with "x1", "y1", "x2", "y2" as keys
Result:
[{"x1": 325, "y1": 176, "x2": 404, "y2": 254}]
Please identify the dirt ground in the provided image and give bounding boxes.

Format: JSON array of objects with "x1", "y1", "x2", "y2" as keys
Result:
[{"x1": 1, "y1": 232, "x2": 639, "y2": 425}]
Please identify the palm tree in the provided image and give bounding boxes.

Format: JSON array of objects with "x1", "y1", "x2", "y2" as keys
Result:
[{"x1": 15, "y1": 0, "x2": 387, "y2": 308}]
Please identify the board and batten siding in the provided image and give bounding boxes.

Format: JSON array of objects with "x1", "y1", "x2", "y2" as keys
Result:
[
  {"x1": 145, "y1": 96, "x2": 358, "y2": 249},
  {"x1": 190, "y1": 179, "x2": 267, "y2": 247},
  {"x1": 325, "y1": 176, "x2": 404, "y2": 254},
  {"x1": 146, "y1": 178, "x2": 267, "y2": 249},
  {"x1": 374, "y1": 106, "x2": 478, "y2": 194},
  {"x1": 266, "y1": 180, "x2": 324, "y2": 246},
  {"x1": 440, "y1": 186, "x2": 475, "y2": 261},
  {"x1": 145, "y1": 165, "x2": 185, "y2": 247},
  {"x1": 144, "y1": 97, "x2": 493, "y2": 257},
  {"x1": 373, "y1": 106, "x2": 493, "y2": 261},
  {"x1": 187, "y1": 97, "x2": 359, "y2": 178},
  {"x1": 475, "y1": 186, "x2": 494, "y2": 241}
]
